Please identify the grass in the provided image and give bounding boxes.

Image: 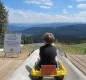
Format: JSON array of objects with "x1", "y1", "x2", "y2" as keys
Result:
[
  {"x1": 19, "y1": 44, "x2": 41, "y2": 59},
  {"x1": 19, "y1": 44, "x2": 40, "y2": 59},
  {"x1": 0, "y1": 44, "x2": 40, "y2": 59},
  {"x1": 1, "y1": 42, "x2": 86, "y2": 57},
  {"x1": 55, "y1": 43, "x2": 86, "y2": 55},
  {"x1": 21, "y1": 44, "x2": 40, "y2": 54},
  {"x1": 0, "y1": 45, "x2": 3, "y2": 48}
]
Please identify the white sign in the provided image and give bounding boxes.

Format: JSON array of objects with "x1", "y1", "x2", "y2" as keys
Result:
[{"x1": 4, "y1": 33, "x2": 21, "y2": 53}]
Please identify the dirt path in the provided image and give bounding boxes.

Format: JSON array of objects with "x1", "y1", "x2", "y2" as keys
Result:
[
  {"x1": 0, "y1": 59, "x2": 23, "y2": 80},
  {"x1": 0, "y1": 44, "x2": 40, "y2": 80},
  {"x1": 0, "y1": 52, "x2": 28, "y2": 80}
]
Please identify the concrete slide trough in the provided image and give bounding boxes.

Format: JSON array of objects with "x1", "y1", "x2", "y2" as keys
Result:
[{"x1": 7, "y1": 49, "x2": 86, "y2": 80}]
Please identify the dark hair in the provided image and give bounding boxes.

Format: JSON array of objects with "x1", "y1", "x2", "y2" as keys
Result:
[{"x1": 43, "y1": 33, "x2": 55, "y2": 44}]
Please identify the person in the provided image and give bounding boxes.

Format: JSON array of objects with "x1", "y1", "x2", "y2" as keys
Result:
[{"x1": 38, "y1": 32, "x2": 58, "y2": 68}]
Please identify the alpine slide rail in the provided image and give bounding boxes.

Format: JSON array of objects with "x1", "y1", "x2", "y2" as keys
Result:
[{"x1": 5, "y1": 49, "x2": 86, "y2": 80}]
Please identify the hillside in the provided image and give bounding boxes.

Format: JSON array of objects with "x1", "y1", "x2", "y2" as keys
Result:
[
  {"x1": 7, "y1": 23, "x2": 78, "y2": 31},
  {"x1": 7, "y1": 24, "x2": 28, "y2": 31},
  {"x1": 7, "y1": 23, "x2": 86, "y2": 43},
  {"x1": 21, "y1": 24, "x2": 86, "y2": 37}
]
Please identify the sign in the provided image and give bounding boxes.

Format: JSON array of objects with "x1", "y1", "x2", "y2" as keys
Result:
[{"x1": 4, "y1": 33, "x2": 21, "y2": 53}]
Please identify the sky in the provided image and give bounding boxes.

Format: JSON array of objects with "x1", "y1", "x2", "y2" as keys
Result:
[{"x1": 1, "y1": 0, "x2": 86, "y2": 23}]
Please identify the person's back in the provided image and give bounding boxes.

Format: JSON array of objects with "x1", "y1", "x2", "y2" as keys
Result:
[
  {"x1": 40, "y1": 44, "x2": 57, "y2": 65},
  {"x1": 39, "y1": 33, "x2": 58, "y2": 67}
]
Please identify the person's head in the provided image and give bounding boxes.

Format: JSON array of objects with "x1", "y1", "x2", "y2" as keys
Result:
[{"x1": 43, "y1": 32, "x2": 55, "y2": 44}]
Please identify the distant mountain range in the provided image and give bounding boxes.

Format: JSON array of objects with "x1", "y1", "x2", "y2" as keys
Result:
[
  {"x1": 8, "y1": 22, "x2": 82, "y2": 31},
  {"x1": 7, "y1": 23, "x2": 86, "y2": 35},
  {"x1": 7, "y1": 23, "x2": 86, "y2": 43},
  {"x1": 7, "y1": 24, "x2": 28, "y2": 31}
]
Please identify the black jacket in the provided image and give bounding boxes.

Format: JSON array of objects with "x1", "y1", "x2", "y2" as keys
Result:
[{"x1": 39, "y1": 44, "x2": 57, "y2": 65}]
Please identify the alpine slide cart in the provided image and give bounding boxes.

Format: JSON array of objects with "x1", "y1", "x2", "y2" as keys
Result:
[{"x1": 31, "y1": 61, "x2": 66, "y2": 80}]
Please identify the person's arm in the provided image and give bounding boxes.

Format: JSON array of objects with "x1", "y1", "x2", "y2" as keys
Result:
[
  {"x1": 54, "y1": 47, "x2": 59, "y2": 62},
  {"x1": 39, "y1": 47, "x2": 42, "y2": 59},
  {"x1": 55, "y1": 55, "x2": 59, "y2": 62}
]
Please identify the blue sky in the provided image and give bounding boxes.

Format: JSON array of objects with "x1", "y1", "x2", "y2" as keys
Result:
[{"x1": 1, "y1": 0, "x2": 86, "y2": 23}]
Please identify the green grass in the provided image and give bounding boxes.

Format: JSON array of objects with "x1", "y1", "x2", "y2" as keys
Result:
[
  {"x1": 21, "y1": 44, "x2": 40, "y2": 54},
  {"x1": 55, "y1": 43, "x2": 86, "y2": 55},
  {"x1": 1, "y1": 43, "x2": 86, "y2": 55},
  {"x1": 0, "y1": 45, "x2": 3, "y2": 48}
]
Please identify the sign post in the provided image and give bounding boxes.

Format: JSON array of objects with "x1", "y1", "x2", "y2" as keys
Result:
[{"x1": 4, "y1": 33, "x2": 21, "y2": 57}]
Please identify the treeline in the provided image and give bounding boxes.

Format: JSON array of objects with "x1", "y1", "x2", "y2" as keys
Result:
[
  {"x1": 55, "y1": 34, "x2": 86, "y2": 44},
  {"x1": 22, "y1": 36, "x2": 33, "y2": 44},
  {"x1": 21, "y1": 35, "x2": 43, "y2": 44},
  {"x1": 21, "y1": 35, "x2": 86, "y2": 45},
  {"x1": 0, "y1": 34, "x2": 86, "y2": 45}
]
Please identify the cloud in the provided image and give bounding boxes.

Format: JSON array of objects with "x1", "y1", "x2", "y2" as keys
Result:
[
  {"x1": 25, "y1": 0, "x2": 53, "y2": 9},
  {"x1": 78, "y1": 11, "x2": 86, "y2": 16},
  {"x1": 25, "y1": 0, "x2": 41, "y2": 4},
  {"x1": 76, "y1": 0, "x2": 86, "y2": 2},
  {"x1": 40, "y1": 5, "x2": 51, "y2": 9},
  {"x1": 77, "y1": 4, "x2": 86, "y2": 8},
  {"x1": 63, "y1": 10, "x2": 68, "y2": 14},
  {"x1": 6, "y1": 6, "x2": 86, "y2": 23},
  {"x1": 70, "y1": 11, "x2": 86, "y2": 22},
  {"x1": 68, "y1": 5, "x2": 73, "y2": 8}
]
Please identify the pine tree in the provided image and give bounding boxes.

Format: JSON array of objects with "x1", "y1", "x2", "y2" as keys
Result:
[{"x1": 0, "y1": 1, "x2": 8, "y2": 37}]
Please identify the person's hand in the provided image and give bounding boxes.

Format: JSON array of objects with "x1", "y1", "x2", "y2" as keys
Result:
[{"x1": 55, "y1": 56, "x2": 59, "y2": 62}]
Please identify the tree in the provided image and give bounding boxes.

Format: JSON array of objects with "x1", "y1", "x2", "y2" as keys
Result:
[
  {"x1": 0, "y1": 1, "x2": 8, "y2": 37},
  {"x1": 22, "y1": 36, "x2": 34, "y2": 44}
]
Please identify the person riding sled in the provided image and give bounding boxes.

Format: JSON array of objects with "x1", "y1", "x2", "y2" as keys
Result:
[{"x1": 36, "y1": 32, "x2": 58, "y2": 70}]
